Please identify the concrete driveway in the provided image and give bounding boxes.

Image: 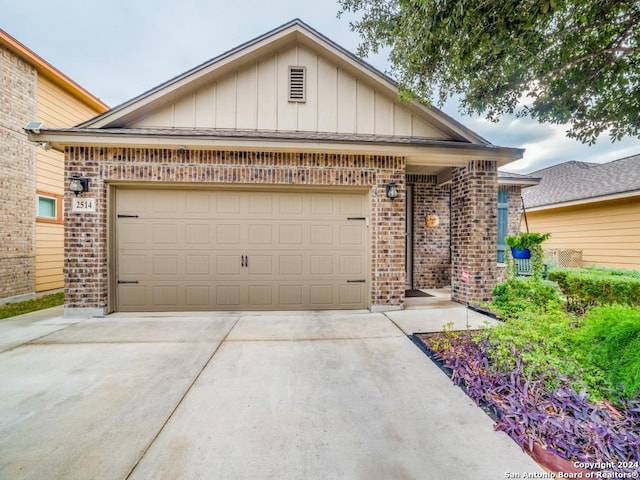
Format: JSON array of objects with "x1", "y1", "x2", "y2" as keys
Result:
[{"x1": 0, "y1": 307, "x2": 543, "y2": 479}]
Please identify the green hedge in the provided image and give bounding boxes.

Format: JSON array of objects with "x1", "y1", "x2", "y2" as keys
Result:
[
  {"x1": 548, "y1": 267, "x2": 640, "y2": 313},
  {"x1": 572, "y1": 305, "x2": 640, "y2": 398}
]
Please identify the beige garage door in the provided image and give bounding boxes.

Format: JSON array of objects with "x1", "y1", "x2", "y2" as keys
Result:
[{"x1": 115, "y1": 188, "x2": 369, "y2": 311}]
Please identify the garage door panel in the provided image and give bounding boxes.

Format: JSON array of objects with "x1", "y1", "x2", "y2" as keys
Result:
[
  {"x1": 340, "y1": 194, "x2": 366, "y2": 216},
  {"x1": 248, "y1": 225, "x2": 273, "y2": 244},
  {"x1": 248, "y1": 193, "x2": 274, "y2": 214},
  {"x1": 118, "y1": 254, "x2": 147, "y2": 276},
  {"x1": 216, "y1": 224, "x2": 241, "y2": 244},
  {"x1": 118, "y1": 285, "x2": 147, "y2": 308},
  {"x1": 216, "y1": 285, "x2": 241, "y2": 306},
  {"x1": 216, "y1": 192, "x2": 241, "y2": 214},
  {"x1": 116, "y1": 189, "x2": 368, "y2": 311},
  {"x1": 119, "y1": 223, "x2": 147, "y2": 245},
  {"x1": 340, "y1": 225, "x2": 363, "y2": 245},
  {"x1": 248, "y1": 285, "x2": 273, "y2": 306},
  {"x1": 279, "y1": 256, "x2": 303, "y2": 275},
  {"x1": 152, "y1": 224, "x2": 178, "y2": 244},
  {"x1": 185, "y1": 255, "x2": 210, "y2": 276},
  {"x1": 310, "y1": 225, "x2": 333, "y2": 245},
  {"x1": 310, "y1": 255, "x2": 333, "y2": 275},
  {"x1": 216, "y1": 255, "x2": 242, "y2": 275},
  {"x1": 152, "y1": 285, "x2": 178, "y2": 306},
  {"x1": 185, "y1": 224, "x2": 210, "y2": 244},
  {"x1": 185, "y1": 285, "x2": 211, "y2": 306},
  {"x1": 339, "y1": 255, "x2": 365, "y2": 275},
  {"x1": 310, "y1": 194, "x2": 335, "y2": 215},
  {"x1": 247, "y1": 256, "x2": 272, "y2": 275},
  {"x1": 309, "y1": 285, "x2": 333, "y2": 306},
  {"x1": 152, "y1": 191, "x2": 180, "y2": 213},
  {"x1": 152, "y1": 255, "x2": 178, "y2": 276},
  {"x1": 339, "y1": 284, "x2": 366, "y2": 305},
  {"x1": 185, "y1": 192, "x2": 211, "y2": 213},
  {"x1": 279, "y1": 225, "x2": 303, "y2": 244},
  {"x1": 279, "y1": 194, "x2": 304, "y2": 215},
  {"x1": 279, "y1": 285, "x2": 303, "y2": 306}
]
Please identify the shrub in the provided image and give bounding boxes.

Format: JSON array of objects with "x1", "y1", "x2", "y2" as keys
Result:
[
  {"x1": 548, "y1": 267, "x2": 640, "y2": 313},
  {"x1": 424, "y1": 334, "x2": 640, "y2": 471},
  {"x1": 573, "y1": 305, "x2": 640, "y2": 398},
  {"x1": 491, "y1": 277, "x2": 563, "y2": 320},
  {"x1": 483, "y1": 309, "x2": 608, "y2": 397}
]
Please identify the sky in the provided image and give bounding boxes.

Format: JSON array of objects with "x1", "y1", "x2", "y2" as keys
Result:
[{"x1": 2, "y1": 0, "x2": 639, "y2": 174}]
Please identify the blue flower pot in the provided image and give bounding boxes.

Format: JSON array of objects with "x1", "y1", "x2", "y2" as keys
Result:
[{"x1": 511, "y1": 247, "x2": 531, "y2": 259}]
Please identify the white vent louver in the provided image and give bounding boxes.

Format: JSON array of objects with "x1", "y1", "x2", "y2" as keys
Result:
[{"x1": 288, "y1": 66, "x2": 306, "y2": 102}]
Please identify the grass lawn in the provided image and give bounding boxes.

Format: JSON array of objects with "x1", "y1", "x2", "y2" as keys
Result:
[{"x1": 0, "y1": 293, "x2": 64, "y2": 320}]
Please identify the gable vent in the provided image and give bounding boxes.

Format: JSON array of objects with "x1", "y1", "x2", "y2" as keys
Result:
[{"x1": 288, "y1": 66, "x2": 306, "y2": 102}]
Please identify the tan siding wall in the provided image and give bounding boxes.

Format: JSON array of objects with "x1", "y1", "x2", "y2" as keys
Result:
[
  {"x1": 130, "y1": 44, "x2": 449, "y2": 139},
  {"x1": 524, "y1": 197, "x2": 640, "y2": 270},
  {"x1": 35, "y1": 222, "x2": 64, "y2": 291},
  {"x1": 35, "y1": 76, "x2": 103, "y2": 292}
]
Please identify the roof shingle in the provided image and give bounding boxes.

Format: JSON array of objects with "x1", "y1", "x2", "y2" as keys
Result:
[{"x1": 522, "y1": 154, "x2": 640, "y2": 208}]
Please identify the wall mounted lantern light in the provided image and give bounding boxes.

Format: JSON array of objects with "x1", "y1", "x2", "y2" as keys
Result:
[
  {"x1": 69, "y1": 176, "x2": 89, "y2": 196},
  {"x1": 386, "y1": 181, "x2": 399, "y2": 200}
]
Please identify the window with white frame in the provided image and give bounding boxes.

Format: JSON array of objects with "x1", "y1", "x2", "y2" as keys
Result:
[{"x1": 37, "y1": 194, "x2": 59, "y2": 220}]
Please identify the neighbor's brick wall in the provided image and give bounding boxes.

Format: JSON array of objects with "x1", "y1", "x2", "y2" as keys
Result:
[
  {"x1": 451, "y1": 160, "x2": 498, "y2": 305},
  {"x1": 408, "y1": 174, "x2": 451, "y2": 288},
  {"x1": 0, "y1": 45, "x2": 37, "y2": 301},
  {"x1": 65, "y1": 147, "x2": 406, "y2": 311}
]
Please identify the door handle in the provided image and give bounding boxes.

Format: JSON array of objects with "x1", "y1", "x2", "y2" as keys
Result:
[{"x1": 241, "y1": 255, "x2": 245, "y2": 267}]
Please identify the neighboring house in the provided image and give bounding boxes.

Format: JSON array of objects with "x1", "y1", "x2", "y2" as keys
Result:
[
  {"x1": 0, "y1": 29, "x2": 108, "y2": 304},
  {"x1": 521, "y1": 154, "x2": 640, "y2": 270},
  {"x1": 27, "y1": 19, "x2": 532, "y2": 316}
]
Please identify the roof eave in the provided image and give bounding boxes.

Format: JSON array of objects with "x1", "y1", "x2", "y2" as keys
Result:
[
  {"x1": 27, "y1": 128, "x2": 523, "y2": 166},
  {"x1": 526, "y1": 189, "x2": 640, "y2": 211}
]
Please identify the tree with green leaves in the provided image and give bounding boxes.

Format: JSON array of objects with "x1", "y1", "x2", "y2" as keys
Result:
[{"x1": 338, "y1": 0, "x2": 640, "y2": 144}]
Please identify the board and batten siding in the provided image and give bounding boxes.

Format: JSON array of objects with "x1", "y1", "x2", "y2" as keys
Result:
[
  {"x1": 130, "y1": 43, "x2": 447, "y2": 139},
  {"x1": 34, "y1": 76, "x2": 104, "y2": 292},
  {"x1": 524, "y1": 196, "x2": 640, "y2": 270}
]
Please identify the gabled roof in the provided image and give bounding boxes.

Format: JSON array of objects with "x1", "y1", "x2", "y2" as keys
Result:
[
  {"x1": 0, "y1": 28, "x2": 108, "y2": 112},
  {"x1": 26, "y1": 19, "x2": 524, "y2": 168},
  {"x1": 78, "y1": 19, "x2": 486, "y2": 144},
  {"x1": 522, "y1": 154, "x2": 640, "y2": 209}
]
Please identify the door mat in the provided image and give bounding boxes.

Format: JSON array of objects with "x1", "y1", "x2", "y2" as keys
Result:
[{"x1": 405, "y1": 290, "x2": 433, "y2": 298}]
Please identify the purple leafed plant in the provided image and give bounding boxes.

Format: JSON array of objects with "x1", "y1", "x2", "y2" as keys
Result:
[{"x1": 426, "y1": 335, "x2": 640, "y2": 474}]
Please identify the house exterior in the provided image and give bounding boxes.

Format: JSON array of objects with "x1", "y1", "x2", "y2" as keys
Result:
[
  {"x1": 27, "y1": 20, "x2": 531, "y2": 316},
  {"x1": 521, "y1": 154, "x2": 640, "y2": 270},
  {"x1": 0, "y1": 29, "x2": 108, "y2": 304}
]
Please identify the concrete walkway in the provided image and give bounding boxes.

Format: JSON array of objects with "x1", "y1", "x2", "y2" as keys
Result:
[{"x1": 0, "y1": 306, "x2": 543, "y2": 479}]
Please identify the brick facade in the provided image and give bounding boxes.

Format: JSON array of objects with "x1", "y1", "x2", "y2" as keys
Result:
[
  {"x1": 408, "y1": 174, "x2": 452, "y2": 288},
  {"x1": 64, "y1": 147, "x2": 406, "y2": 314},
  {"x1": 0, "y1": 45, "x2": 37, "y2": 302},
  {"x1": 451, "y1": 160, "x2": 498, "y2": 305}
]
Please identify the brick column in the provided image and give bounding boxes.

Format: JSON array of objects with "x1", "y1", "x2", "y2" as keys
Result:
[
  {"x1": 451, "y1": 160, "x2": 498, "y2": 305},
  {"x1": 64, "y1": 147, "x2": 108, "y2": 316},
  {"x1": 370, "y1": 166, "x2": 406, "y2": 310}
]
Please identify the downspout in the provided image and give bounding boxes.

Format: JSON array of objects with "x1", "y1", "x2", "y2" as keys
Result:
[{"x1": 521, "y1": 196, "x2": 529, "y2": 233}]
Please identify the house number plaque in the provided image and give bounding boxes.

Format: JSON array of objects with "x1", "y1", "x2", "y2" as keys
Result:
[{"x1": 72, "y1": 197, "x2": 96, "y2": 213}]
